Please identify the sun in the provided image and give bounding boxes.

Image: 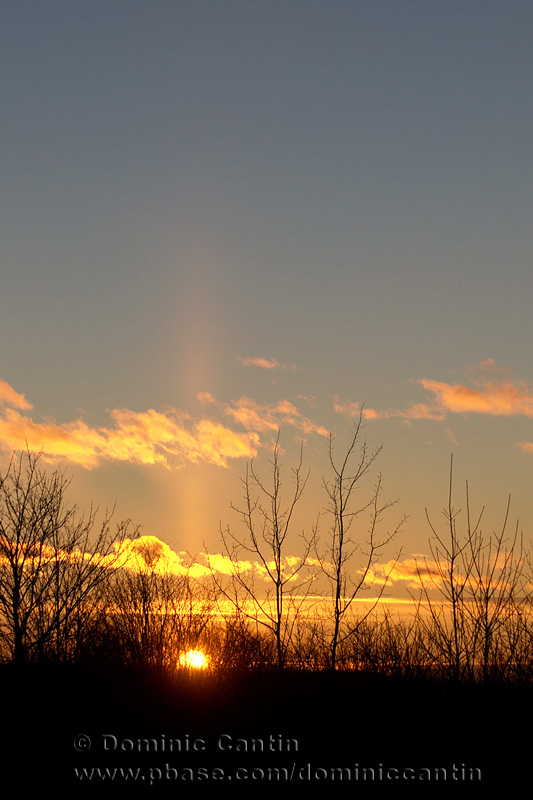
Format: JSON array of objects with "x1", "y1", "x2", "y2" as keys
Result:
[{"x1": 179, "y1": 649, "x2": 209, "y2": 670}]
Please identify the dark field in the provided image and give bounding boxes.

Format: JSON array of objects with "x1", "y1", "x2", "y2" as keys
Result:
[{"x1": 3, "y1": 663, "x2": 529, "y2": 795}]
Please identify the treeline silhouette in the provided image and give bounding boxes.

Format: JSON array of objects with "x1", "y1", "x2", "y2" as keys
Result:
[{"x1": 1, "y1": 443, "x2": 532, "y2": 685}]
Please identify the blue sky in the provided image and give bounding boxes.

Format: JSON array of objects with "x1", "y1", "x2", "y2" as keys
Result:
[{"x1": 1, "y1": 1, "x2": 532, "y2": 591}]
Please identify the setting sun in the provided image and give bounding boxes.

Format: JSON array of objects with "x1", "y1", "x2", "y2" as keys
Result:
[{"x1": 179, "y1": 649, "x2": 208, "y2": 670}]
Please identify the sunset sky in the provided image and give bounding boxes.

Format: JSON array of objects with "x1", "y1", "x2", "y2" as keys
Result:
[{"x1": 2, "y1": 1, "x2": 532, "y2": 600}]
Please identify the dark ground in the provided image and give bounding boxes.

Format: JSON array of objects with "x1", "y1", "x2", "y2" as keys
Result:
[{"x1": 2, "y1": 663, "x2": 528, "y2": 796}]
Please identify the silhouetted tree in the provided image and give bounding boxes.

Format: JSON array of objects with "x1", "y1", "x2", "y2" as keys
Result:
[
  {"x1": 214, "y1": 436, "x2": 315, "y2": 670},
  {"x1": 414, "y1": 456, "x2": 528, "y2": 682},
  {"x1": 0, "y1": 450, "x2": 132, "y2": 664},
  {"x1": 317, "y1": 412, "x2": 405, "y2": 670}
]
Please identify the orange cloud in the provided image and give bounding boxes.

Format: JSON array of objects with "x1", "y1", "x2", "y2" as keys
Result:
[
  {"x1": 0, "y1": 408, "x2": 107, "y2": 468},
  {"x1": 369, "y1": 554, "x2": 521, "y2": 595},
  {"x1": 517, "y1": 442, "x2": 533, "y2": 454},
  {"x1": 0, "y1": 379, "x2": 33, "y2": 410},
  {"x1": 465, "y1": 357, "x2": 513, "y2": 382},
  {"x1": 0, "y1": 379, "x2": 329, "y2": 470},
  {"x1": 364, "y1": 362, "x2": 533, "y2": 422},
  {"x1": 417, "y1": 378, "x2": 533, "y2": 417},
  {"x1": 108, "y1": 535, "x2": 205, "y2": 576},
  {"x1": 0, "y1": 530, "x2": 304, "y2": 584},
  {"x1": 369, "y1": 558, "x2": 445, "y2": 589},
  {"x1": 194, "y1": 419, "x2": 261, "y2": 465},
  {"x1": 363, "y1": 403, "x2": 446, "y2": 421},
  {"x1": 237, "y1": 356, "x2": 298, "y2": 370},
  {"x1": 224, "y1": 396, "x2": 329, "y2": 437},
  {"x1": 196, "y1": 391, "x2": 217, "y2": 405},
  {"x1": 0, "y1": 406, "x2": 258, "y2": 470},
  {"x1": 202, "y1": 551, "x2": 254, "y2": 576},
  {"x1": 333, "y1": 397, "x2": 361, "y2": 418},
  {"x1": 0, "y1": 534, "x2": 211, "y2": 580},
  {"x1": 200, "y1": 551, "x2": 308, "y2": 583}
]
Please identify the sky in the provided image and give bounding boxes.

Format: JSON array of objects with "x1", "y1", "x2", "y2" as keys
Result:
[{"x1": 1, "y1": 1, "x2": 533, "y2": 601}]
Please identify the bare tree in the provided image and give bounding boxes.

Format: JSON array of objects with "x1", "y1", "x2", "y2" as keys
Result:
[
  {"x1": 0, "y1": 451, "x2": 68, "y2": 663},
  {"x1": 414, "y1": 456, "x2": 528, "y2": 682},
  {"x1": 317, "y1": 412, "x2": 405, "y2": 670},
  {"x1": 0, "y1": 450, "x2": 133, "y2": 664},
  {"x1": 214, "y1": 435, "x2": 315, "y2": 670}
]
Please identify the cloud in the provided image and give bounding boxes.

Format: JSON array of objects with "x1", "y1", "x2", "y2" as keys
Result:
[
  {"x1": 194, "y1": 419, "x2": 261, "y2": 464},
  {"x1": 0, "y1": 378, "x2": 330, "y2": 470},
  {"x1": 369, "y1": 554, "x2": 521, "y2": 595},
  {"x1": 201, "y1": 551, "x2": 308, "y2": 583},
  {"x1": 0, "y1": 534, "x2": 210, "y2": 580},
  {"x1": 517, "y1": 441, "x2": 533, "y2": 455},
  {"x1": 201, "y1": 551, "x2": 254, "y2": 576},
  {"x1": 107, "y1": 535, "x2": 212, "y2": 577},
  {"x1": 238, "y1": 356, "x2": 298, "y2": 371},
  {"x1": 297, "y1": 395, "x2": 317, "y2": 409},
  {"x1": 196, "y1": 391, "x2": 217, "y2": 406},
  {"x1": 0, "y1": 379, "x2": 33, "y2": 410},
  {"x1": 363, "y1": 403, "x2": 447, "y2": 421},
  {"x1": 465, "y1": 357, "x2": 514, "y2": 382},
  {"x1": 446, "y1": 428, "x2": 459, "y2": 445},
  {"x1": 109, "y1": 540, "x2": 312, "y2": 584},
  {"x1": 369, "y1": 558, "x2": 444, "y2": 589},
  {"x1": 0, "y1": 409, "x2": 108, "y2": 469},
  {"x1": 224, "y1": 396, "x2": 329, "y2": 438},
  {"x1": 0, "y1": 404, "x2": 259, "y2": 470},
  {"x1": 416, "y1": 377, "x2": 533, "y2": 417},
  {"x1": 197, "y1": 391, "x2": 329, "y2": 440},
  {"x1": 333, "y1": 397, "x2": 361, "y2": 418},
  {"x1": 363, "y1": 361, "x2": 533, "y2": 422}
]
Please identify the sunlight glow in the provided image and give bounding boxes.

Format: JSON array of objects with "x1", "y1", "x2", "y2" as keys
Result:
[{"x1": 179, "y1": 649, "x2": 208, "y2": 670}]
